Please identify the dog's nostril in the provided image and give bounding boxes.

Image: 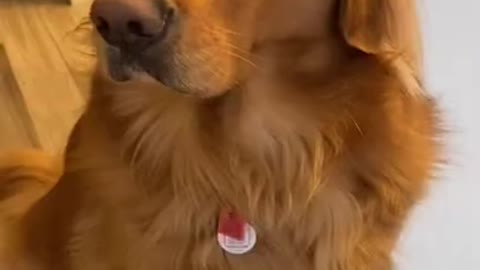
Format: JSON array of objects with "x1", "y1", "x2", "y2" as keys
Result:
[
  {"x1": 165, "y1": 8, "x2": 174, "y2": 23},
  {"x1": 94, "y1": 16, "x2": 110, "y2": 35},
  {"x1": 127, "y1": 20, "x2": 150, "y2": 37}
]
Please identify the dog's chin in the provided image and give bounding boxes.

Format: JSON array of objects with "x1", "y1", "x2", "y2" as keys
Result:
[
  {"x1": 103, "y1": 48, "x2": 155, "y2": 84},
  {"x1": 102, "y1": 47, "x2": 232, "y2": 98},
  {"x1": 102, "y1": 47, "x2": 193, "y2": 97},
  {"x1": 106, "y1": 61, "x2": 155, "y2": 84}
]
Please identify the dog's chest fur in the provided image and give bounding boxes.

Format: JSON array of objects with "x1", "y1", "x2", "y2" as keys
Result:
[
  {"x1": 49, "y1": 60, "x2": 438, "y2": 270},
  {"x1": 67, "y1": 163, "x2": 358, "y2": 270},
  {"x1": 60, "y1": 76, "x2": 366, "y2": 270}
]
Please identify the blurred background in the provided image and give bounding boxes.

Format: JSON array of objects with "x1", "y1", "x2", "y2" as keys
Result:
[
  {"x1": 396, "y1": 0, "x2": 479, "y2": 269},
  {"x1": 0, "y1": 0, "x2": 478, "y2": 269}
]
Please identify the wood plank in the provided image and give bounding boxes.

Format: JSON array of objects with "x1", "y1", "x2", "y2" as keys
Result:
[
  {"x1": 36, "y1": 0, "x2": 96, "y2": 97},
  {"x1": 0, "y1": 45, "x2": 40, "y2": 152},
  {"x1": 0, "y1": 2, "x2": 86, "y2": 154}
]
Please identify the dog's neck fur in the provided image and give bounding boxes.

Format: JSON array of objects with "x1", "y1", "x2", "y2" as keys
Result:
[
  {"x1": 80, "y1": 37, "x2": 356, "y2": 229},
  {"x1": 19, "y1": 38, "x2": 385, "y2": 269}
]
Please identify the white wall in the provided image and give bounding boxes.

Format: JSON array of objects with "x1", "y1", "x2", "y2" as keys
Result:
[{"x1": 396, "y1": 1, "x2": 480, "y2": 269}]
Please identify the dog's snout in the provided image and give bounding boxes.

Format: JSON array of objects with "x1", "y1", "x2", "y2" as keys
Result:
[{"x1": 90, "y1": 0, "x2": 170, "y2": 50}]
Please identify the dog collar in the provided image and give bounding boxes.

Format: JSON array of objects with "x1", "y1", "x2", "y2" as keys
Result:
[{"x1": 217, "y1": 210, "x2": 257, "y2": 255}]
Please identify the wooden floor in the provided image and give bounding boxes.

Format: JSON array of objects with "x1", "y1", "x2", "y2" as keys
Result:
[{"x1": 0, "y1": 0, "x2": 95, "y2": 154}]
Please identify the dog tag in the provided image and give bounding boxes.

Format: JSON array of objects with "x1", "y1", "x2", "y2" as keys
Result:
[{"x1": 217, "y1": 211, "x2": 257, "y2": 255}]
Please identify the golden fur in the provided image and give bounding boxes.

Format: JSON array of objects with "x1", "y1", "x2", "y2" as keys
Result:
[{"x1": 0, "y1": 0, "x2": 440, "y2": 269}]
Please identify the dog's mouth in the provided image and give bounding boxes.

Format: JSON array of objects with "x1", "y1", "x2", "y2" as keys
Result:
[
  {"x1": 103, "y1": 47, "x2": 153, "y2": 83},
  {"x1": 101, "y1": 46, "x2": 186, "y2": 93}
]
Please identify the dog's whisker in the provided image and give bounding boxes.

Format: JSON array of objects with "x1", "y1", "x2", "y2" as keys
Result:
[
  {"x1": 221, "y1": 42, "x2": 257, "y2": 59},
  {"x1": 196, "y1": 17, "x2": 244, "y2": 36},
  {"x1": 224, "y1": 50, "x2": 258, "y2": 68},
  {"x1": 202, "y1": 24, "x2": 243, "y2": 37},
  {"x1": 195, "y1": 51, "x2": 229, "y2": 80}
]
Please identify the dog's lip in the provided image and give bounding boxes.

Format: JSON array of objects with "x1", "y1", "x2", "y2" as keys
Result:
[{"x1": 104, "y1": 46, "x2": 145, "y2": 82}]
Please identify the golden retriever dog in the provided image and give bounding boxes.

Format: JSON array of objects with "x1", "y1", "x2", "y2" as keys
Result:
[{"x1": 0, "y1": 0, "x2": 440, "y2": 269}]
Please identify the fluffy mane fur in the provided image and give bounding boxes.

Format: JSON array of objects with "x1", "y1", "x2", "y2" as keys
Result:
[{"x1": 0, "y1": 0, "x2": 440, "y2": 269}]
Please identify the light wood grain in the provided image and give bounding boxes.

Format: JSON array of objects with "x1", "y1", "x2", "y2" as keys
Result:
[
  {"x1": 0, "y1": 45, "x2": 40, "y2": 151},
  {"x1": 0, "y1": 0, "x2": 95, "y2": 154}
]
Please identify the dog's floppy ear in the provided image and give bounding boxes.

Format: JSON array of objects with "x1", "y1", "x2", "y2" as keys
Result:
[{"x1": 339, "y1": 0, "x2": 423, "y2": 95}]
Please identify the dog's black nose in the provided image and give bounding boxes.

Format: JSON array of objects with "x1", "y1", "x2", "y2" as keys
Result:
[{"x1": 90, "y1": 0, "x2": 168, "y2": 50}]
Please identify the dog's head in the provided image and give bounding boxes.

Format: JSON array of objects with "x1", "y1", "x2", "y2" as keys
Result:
[{"x1": 91, "y1": 0, "x2": 420, "y2": 97}]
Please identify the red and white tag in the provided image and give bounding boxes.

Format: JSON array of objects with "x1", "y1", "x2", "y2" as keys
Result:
[{"x1": 217, "y1": 211, "x2": 256, "y2": 255}]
